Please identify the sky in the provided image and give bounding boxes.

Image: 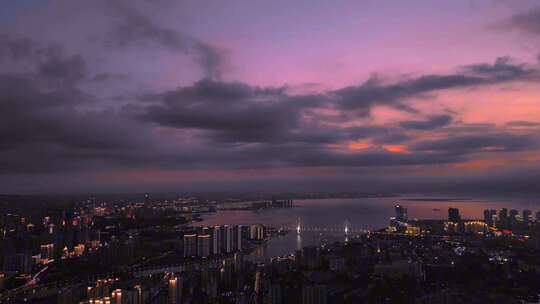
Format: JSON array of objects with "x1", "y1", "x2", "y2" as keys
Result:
[{"x1": 1, "y1": 0, "x2": 540, "y2": 194}]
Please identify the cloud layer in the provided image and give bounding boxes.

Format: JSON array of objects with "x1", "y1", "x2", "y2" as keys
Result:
[{"x1": 1, "y1": 1, "x2": 540, "y2": 193}]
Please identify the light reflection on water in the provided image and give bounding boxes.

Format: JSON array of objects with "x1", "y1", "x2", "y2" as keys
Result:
[{"x1": 195, "y1": 196, "x2": 539, "y2": 258}]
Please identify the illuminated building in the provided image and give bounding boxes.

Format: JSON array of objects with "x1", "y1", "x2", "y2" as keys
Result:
[
  {"x1": 132, "y1": 285, "x2": 147, "y2": 304},
  {"x1": 94, "y1": 207, "x2": 107, "y2": 217},
  {"x1": 405, "y1": 226, "x2": 421, "y2": 236},
  {"x1": 40, "y1": 243, "x2": 54, "y2": 262},
  {"x1": 250, "y1": 224, "x2": 265, "y2": 240},
  {"x1": 463, "y1": 221, "x2": 488, "y2": 234},
  {"x1": 26, "y1": 223, "x2": 34, "y2": 232},
  {"x1": 48, "y1": 223, "x2": 55, "y2": 234},
  {"x1": 234, "y1": 225, "x2": 248, "y2": 251},
  {"x1": 394, "y1": 204, "x2": 408, "y2": 222},
  {"x1": 168, "y1": 276, "x2": 183, "y2": 303},
  {"x1": 74, "y1": 244, "x2": 85, "y2": 256},
  {"x1": 197, "y1": 234, "x2": 211, "y2": 257},
  {"x1": 111, "y1": 289, "x2": 122, "y2": 304},
  {"x1": 254, "y1": 270, "x2": 262, "y2": 296},
  {"x1": 183, "y1": 234, "x2": 197, "y2": 257},
  {"x1": 444, "y1": 221, "x2": 461, "y2": 234}
]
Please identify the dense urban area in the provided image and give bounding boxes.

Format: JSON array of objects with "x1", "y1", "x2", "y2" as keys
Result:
[{"x1": 1, "y1": 194, "x2": 540, "y2": 303}]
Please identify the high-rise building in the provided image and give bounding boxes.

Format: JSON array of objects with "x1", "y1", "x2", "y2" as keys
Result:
[
  {"x1": 111, "y1": 289, "x2": 122, "y2": 304},
  {"x1": 224, "y1": 226, "x2": 233, "y2": 253},
  {"x1": 509, "y1": 209, "x2": 519, "y2": 229},
  {"x1": 498, "y1": 208, "x2": 509, "y2": 229},
  {"x1": 483, "y1": 209, "x2": 493, "y2": 226},
  {"x1": 302, "y1": 285, "x2": 327, "y2": 304},
  {"x1": 394, "y1": 205, "x2": 408, "y2": 222},
  {"x1": 40, "y1": 243, "x2": 54, "y2": 262},
  {"x1": 183, "y1": 234, "x2": 197, "y2": 258},
  {"x1": 250, "y1": 224, "x2": 265, "y2": 240},
  {"x1": 303, "y1": 246, "x2": 320, "y2": 269},
  {"x1": 197, "y1": 234, "x2": 211, "y2": 257},
  {"x1": 523, "y1": 210, "x2": 532, "y2": 224},
  {"x1": 254, "y1": 270, "x2": 262, "y2": 297},
  {"x1": 3, "y1": 251, "x2": 32, "y2": 273},
  {"x1": 269, "y1": 284, "x2": 282, "y2": 304},
  {"x1": 509, "y1": 209, "x2": 518, "y2": 220},
  {"x1": 130, "y1": 285, "x2": 147, "y2": 304},
  {"x1": 484, "y1": 210, "x2": 491, "y2": 225},
  {"x1": 448, "y1": 208, "x2": 461, "y2": 222},
  {"x1": 212, "y1": 226, "x2": 221, "y2": 255},
  {"x1": 168, "y1": 276, "x2": 183, "y2": 304},
  {"x1": 234, "y1": 225, "x2": 247, "y2": 252},
  {"x1": 536, "y1": 211, "x2": 540, "y2": 222}
]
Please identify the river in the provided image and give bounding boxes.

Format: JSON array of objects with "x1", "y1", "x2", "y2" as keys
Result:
[{"x1": 194, "y1": 195, "x2": 539, "y2": 258}]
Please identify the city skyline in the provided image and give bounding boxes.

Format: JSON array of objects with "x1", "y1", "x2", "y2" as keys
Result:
[{"x1": 2, "y1": 0, "x2": 540, "y2": 194}]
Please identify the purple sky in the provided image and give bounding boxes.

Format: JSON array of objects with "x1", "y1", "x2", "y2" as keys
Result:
[{"x1": 1, "y1": 0, "x2": 540, "y2": 194}]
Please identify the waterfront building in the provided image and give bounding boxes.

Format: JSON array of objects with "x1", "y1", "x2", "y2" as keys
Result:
[
  {"x1": 197, "y1": 234, "x2": 211, "y2": 257},
  {"x1": 394, "y1": 205, "x2": 408, "y2": 222},
  {"x1": 483, "y1": 209, "x2": 496, "y2": 227},
  {"x1": 523, "y1": 210, "x2": 532, "y2": 224},
  {"x1": 448, "y1": 208, "x2": 461, "y2": 222},
  {"x1": 498, "y1": 208, "x2": 509, "y2": 229},
  {"x1": 224, "y1": 226, "x2": 233, "y2": 253},
  {"x1": 183, "y1": 234, "x2": 197, "y2": 258},
  {"x1": 212, "y1": 226, "x2": 221, "y2": 255}
]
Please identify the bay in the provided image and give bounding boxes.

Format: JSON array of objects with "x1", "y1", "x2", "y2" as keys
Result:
[{"x1": 194, "y1": 196, "x2": 539, "y2": 258}]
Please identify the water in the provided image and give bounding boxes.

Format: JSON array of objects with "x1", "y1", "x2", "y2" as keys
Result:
[{"x1": 195, "y1": 195, "x2": 539, "y2": 258}]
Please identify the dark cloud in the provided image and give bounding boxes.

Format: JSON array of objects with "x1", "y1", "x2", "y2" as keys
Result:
[
  {"x1": 0, "y1": 74, "x2": 144, "y2": 152},
  {"x1": 332, "y1": 57, "x2": 538, "y2": 114},
  {"x1": 411, "y1": 133, "x2": 539, "y2": 154},
  {"x1": 104, "y1": 1, "x2": 225, "y2": 79},
  {"x1": 461, "y1": 56, "x2": 536, "y2": 81},
  {"x1": 507, "y1": 120, "x2": 540, "y2": 127},
  {"x1": 0, "y1": 35, "x2": 36, "y2": 61},
  {"x1": 0, "y1": 37, "x2": 157, "y2": 174},
  {"x1": 0, "y1": 35, "x2": 88, "y2": 84},
  {"x1": 400, "y1": 115, "x2": 453, "y2": 130},
  {"x1": 138, "y1": 79, "x2": 306, "y2": 143},
  {"x1": 38, "y1": 54, "x2": 87, "y2": 83},
  {"x1": 503, "y1": 8, "x2": 540, "y2": 34}
]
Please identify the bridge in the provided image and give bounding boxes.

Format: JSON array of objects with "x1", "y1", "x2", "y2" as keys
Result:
[{"x1": 281, "y1": 219, "x2": 371, "y2": 235}]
